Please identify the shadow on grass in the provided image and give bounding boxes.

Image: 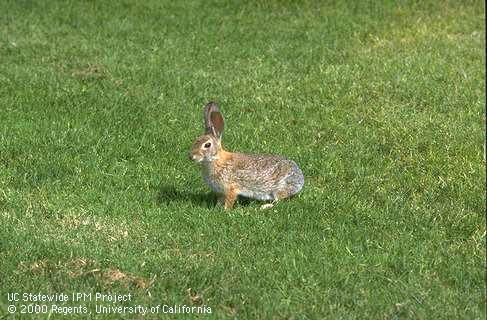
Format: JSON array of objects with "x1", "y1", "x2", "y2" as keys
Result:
[
  {"x1": 156, "y1": 184, "x2": 254, "y2": 208},
  {"x1": 157, "y1": 185, "x2": 216, "y2": 208}
]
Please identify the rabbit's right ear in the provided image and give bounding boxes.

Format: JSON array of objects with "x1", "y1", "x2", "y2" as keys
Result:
[{"x1": 204, "y1": 101, "x2": 224, "y2": 139}]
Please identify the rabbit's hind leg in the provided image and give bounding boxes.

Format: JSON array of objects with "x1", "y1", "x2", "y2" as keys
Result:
[
  {"x1": 260, "y1": 202, "x2": 276, "y2": 210},
  {"x1": 260, "y1": 190, "x2": 288, "y2": 210}
]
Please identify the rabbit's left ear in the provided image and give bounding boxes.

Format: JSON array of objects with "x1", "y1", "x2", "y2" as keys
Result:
[
  {"x1": 204, "y1": 101, "x2": 224, "y2": 140},
  {"x1": 210, "y1": 111, "x2": 224, "y2": 140}
]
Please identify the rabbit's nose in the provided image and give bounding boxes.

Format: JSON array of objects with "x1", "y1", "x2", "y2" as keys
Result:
[{"x1": 188, "y1": 153, "x2": 194, "y2": 161}]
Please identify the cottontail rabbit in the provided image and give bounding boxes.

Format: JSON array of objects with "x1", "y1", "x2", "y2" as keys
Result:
[{"x1": 189, "y1": 102, "x2": 304, "y2": 209}]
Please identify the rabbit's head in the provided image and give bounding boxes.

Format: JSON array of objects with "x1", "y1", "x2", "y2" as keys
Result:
[{"x1": 189, "y1": 102, "x2": 224, "y2": 163}]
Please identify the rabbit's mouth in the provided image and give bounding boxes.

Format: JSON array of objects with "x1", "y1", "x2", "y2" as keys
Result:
[
  {"x1": 189, "y1": 153, "x2": 219, "y2": 163},
  {"x1": 189, "y1": 154, "x2": 203, "y2": 162}
]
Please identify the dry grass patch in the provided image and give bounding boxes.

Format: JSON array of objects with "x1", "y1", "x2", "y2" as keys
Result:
[{"x1": 19, "y1": 258, "x2": 154, "y2": 290}]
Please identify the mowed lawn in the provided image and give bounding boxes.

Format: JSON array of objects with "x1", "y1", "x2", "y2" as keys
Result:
[{"x1": 0, "y1": 1, "x2": 485, "y2": 319}]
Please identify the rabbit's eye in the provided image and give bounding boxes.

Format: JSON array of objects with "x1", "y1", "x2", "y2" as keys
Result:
[{"x1": 204, "y1": 142, "x2": 211, "y2": 148}]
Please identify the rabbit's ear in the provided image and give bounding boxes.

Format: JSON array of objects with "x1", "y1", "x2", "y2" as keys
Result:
[
  {"x1": 210, "y1": 111, "x2": 224, "y2": 139},
  {"x1": 204, "y1": 101, "x2": 224, "y2": 139}
]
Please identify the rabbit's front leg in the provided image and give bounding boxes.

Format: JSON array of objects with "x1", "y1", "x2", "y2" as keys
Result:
[{"x1": 223, "y1": 188, "x2": 238, "y2": 210}]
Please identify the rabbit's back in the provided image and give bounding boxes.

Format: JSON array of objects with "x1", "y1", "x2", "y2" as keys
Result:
[{"x1": 203, "y1": 152, "x2": 304, "y2": 201}]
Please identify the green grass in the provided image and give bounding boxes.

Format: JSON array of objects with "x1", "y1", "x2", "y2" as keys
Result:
[{"x1": 0, "y1": 1, "x2": 485, "y2": 319}]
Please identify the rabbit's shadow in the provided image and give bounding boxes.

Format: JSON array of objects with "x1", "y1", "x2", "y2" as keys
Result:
[{"x1": 156, "y1": 184, "x2": 253, "y2": 208}]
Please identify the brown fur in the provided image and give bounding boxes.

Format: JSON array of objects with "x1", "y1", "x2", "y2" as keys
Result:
[
  {"x1": 189, "y1": 102, "x2": 304, "y2": 210},
  {"x1": 223, "y1": 187, "x2": 238, "y2": 209}
]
